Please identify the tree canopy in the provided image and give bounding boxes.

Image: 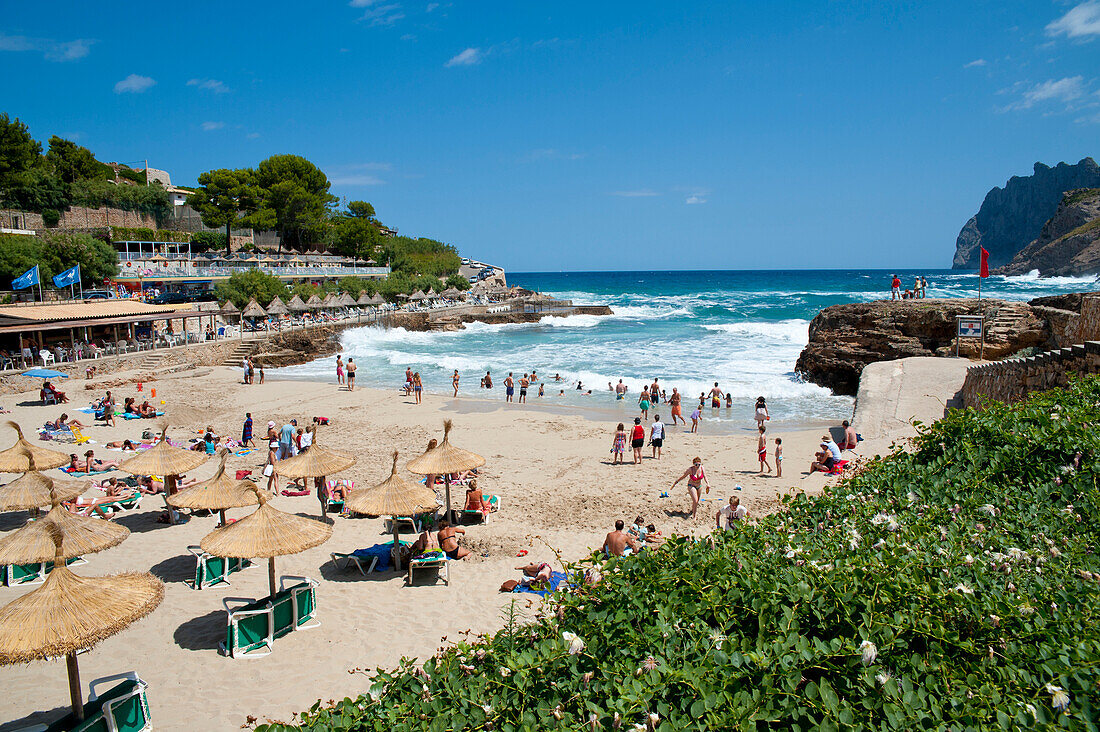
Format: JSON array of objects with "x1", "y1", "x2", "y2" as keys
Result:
[
  {"x1": 0, "y1": 232, "x2": 117, "y2": 288},
  {"x1": 187, "y1": 168, "x2": 262, "y2": 253}
]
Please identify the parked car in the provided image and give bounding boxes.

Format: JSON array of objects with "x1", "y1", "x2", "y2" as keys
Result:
[
  {"x1": 149, "y1": 291, "x2": 217, "y2": 305},
  {"x1": 81, "y1": 290, "x2": 112, "y2": 300}
]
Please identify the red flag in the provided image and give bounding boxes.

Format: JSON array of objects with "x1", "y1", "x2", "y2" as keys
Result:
[{"x1": 979, "y1": 247, "x2": 989, "y2": 278}]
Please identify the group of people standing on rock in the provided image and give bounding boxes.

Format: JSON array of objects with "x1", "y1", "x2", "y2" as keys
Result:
[{"x1": 890, "y1": 274, "x2": 929, "y2": 300}]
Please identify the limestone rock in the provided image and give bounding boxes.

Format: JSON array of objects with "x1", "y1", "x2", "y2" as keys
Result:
[{"x1": 996, "y1": 188, "x2": 1100, "y2": 276}]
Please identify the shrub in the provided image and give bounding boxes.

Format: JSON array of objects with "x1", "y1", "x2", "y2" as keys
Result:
[
  {"x1": 41, "y1": 209, "x2": 60, "y2": 227},
  {"x1": 190, "y1": 231, "x2": 226, "y2": 252},
  {"x1": 259, "y1": 377, "x2": 1100, "y2": 731}
]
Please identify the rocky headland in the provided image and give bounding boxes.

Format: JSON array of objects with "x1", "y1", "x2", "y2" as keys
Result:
[
  {"x1": 953, "y1": 158, "x2": 1100, "y2": 270},
  {"x1": 795, "y1": 294, "x2": 1100, "y2": 395},
  {"x1": 995, "y1": 188, "x2": 1100, "y2": 276}
]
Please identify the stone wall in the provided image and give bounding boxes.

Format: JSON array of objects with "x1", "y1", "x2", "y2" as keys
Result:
[
  {"x1": 961, "y1": 341, "x2": 1100, "y2": 407},
  {"x1": 3, "y1": 206, "x2": 159, "y2": 232}
]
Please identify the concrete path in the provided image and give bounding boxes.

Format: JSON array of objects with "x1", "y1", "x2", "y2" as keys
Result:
[{"x1": 853, "y1": 356, "x2": 973, "y2": 442}]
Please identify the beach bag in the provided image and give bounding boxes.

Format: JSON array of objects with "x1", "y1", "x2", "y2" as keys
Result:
[
  {"x1": 500, "y1": 579, "x2": 520, "y2": 592},
  {"x1": 262, "y1": 464, "x2": 274, "y2": 478}
]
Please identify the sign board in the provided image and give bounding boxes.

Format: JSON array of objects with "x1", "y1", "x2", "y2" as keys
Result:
[{"x1": 957, "y1": 315, "x2": 983, "y2": 338}]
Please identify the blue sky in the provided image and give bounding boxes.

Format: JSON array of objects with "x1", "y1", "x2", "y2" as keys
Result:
[{"x1": 2, "y1": 1, "x2": 1099, "y2": 271}]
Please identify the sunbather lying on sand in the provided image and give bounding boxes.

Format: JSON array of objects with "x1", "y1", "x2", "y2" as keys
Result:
[{"x1": 516, "y1": 562, "x2": 553, "y2": 585}]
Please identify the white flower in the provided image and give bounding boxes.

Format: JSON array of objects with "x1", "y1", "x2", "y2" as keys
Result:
[
  {"x1": 871, "y1": 512, "x2": 889, "y2": 526},
  {"x1": 1019, "y1": 603, "x2": 1035, "y2": 615},
  {"x1": 1050, "y1": 546, "x2": 1062, "y2": 558},
  {"x1": 649, "y1": 713, "x2": 660, "y2": 726},
  {"x1": 499, "y1": 666, "x2": 511, "y2": 677},
  {"x1": 859, "y1": 640, "x2": 878, "y2": 666},
  {"x1": 953, "y1": 583, "x2": 974, "y2": 595},
  {"x1": 906, "y1": 491, "x2": 918, "y2": 503},
  {"x1": 964, "y1": 554, "x2": 975, "y2": 565},
  {"x1": 1046, "y1": 683, "x2": 1070, "y2": 710},
  {"x1": 873, "y1": 538, "x2": 886, "y2": 550},
  {"x1": 631, "y1": 725, "x2": 646, "y2": 732},
  {"x1": 1007, "y1": 547, "x2": 1027, "y2": 561},
  {"x1": 875, "y1": 671, "x2": 892, "y2": 685},
  {"x1": 562, "y1": 631, "x2": 585, "y2": 655},
  {"x1": 886, "y1": 517, "x2": 900, "y2": 532},
  {"x1": 709, "y1": 629, "x2": 727, "y2": 649},
  {"x1": 1022, "y1": 703, "x2": 1037, "y2": 720},
  {"x1": 979, "y1": 504, "x2": 997, "y2": 516},
  {"x1": 482, "y1": 704, "x2": 492, "y2": 714}
]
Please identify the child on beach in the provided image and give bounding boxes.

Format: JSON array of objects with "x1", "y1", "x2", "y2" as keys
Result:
[
  {"x1": 757, "y1": 425, "x2": 772, "y2": 474},
  {"x1": 754, "y1": 396, "x2": 770, "y2": 427},
  {"x1": 689, "y1": 405, "x2": 701, "y2": 433},
  {"x1": 538, "y1": 383, "x2": 544, "y2": 397},
  {"x1": 775, "y1": 437, "x2": 783, "y2": 478},
  {"x1": 610, "y1": 422, "x2": 626, "y2": 464}
]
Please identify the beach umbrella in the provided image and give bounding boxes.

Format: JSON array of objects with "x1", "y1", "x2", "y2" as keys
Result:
[
  {"x1": 0, "y1": 525, "x2": 163, "y2": 723},
  {"x1": 321, "y1": 293, "x2": 338, "y2": 312},
  {"x1": 306, "y1": 294, "x2": 324, "y2": 310},
  {"x1": 274, "y1": 428, "x2": 356, "y2": 518},
  {"x1": 345, "y1": 451, "x2": 436, "y2": 571},
  {"x1": 21, "y1": 369, "x2": 69, "y2": 379},
  {"x1": 117, "y1": 425, "x2": 208, "y2": 522},
  {"x1": 356, "y1": 292, "x2": 373, "y2": 306},
  {"x1": 265, "y1": 297, "x2": 290, "y2": 317},
  {"x1": 219, "y1": 300, "x2": 240, "y2": 321},
  {"x1": 0, "y1": 422, "x2": 70, "y2": 472},
  {"x1": 407, "y1": 420, "x2": 485, "y2": 523},
  {"x1": 167, "y1": 452, "x2": 259, "y2": 525},
  {"x1": 200, "y1": 484, "x2": 332, "y2": 598},
  {"x1": 369, "y1": 293, "x2": 385, "y2": 306},
  {"x1": 410, "y1": 290, "x2": 427, "y2": 302},
  {"x1": 241, "y1": 298, "x2": 267, "y2": 319},
  {"x1": 0, "y1": 450, "x2": 85, "y2": 512},
  {"x1": 0, "y1": 486, "x2": 128, "y2": 565},
  {"x1": 287, "y1": 294, "x2": 308, "y2": 313},
  {"x1": 337, "y1": 292, "x2": 357, "y2": 308},
  {"x1": 442, "y1": 287, "x2": 462, "y2": 299}
]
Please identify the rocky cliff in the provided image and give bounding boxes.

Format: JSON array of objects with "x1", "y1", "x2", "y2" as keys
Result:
[
  {"x1": 952, "y1": 158, "x2": 1100, "y2": 270},
  {"x1": 995, "y1": 188, "x2": 1100, "y2": 276},
  {"x1": 795, "y1": 299, "x2": 1052, "y2": 395}
]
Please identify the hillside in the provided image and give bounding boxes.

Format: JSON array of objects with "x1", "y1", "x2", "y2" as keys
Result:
[
  {"x1": 952, "y1": 158, "x2": 1100, "y2": 270},
  {"x1": 996, "y1": 188, "x2": 1100, "y2": 276}
]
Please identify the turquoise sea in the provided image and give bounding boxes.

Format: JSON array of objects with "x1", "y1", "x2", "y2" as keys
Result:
[{"x1": 273, "y1": 269, "x2": 1100, "y2": 432}]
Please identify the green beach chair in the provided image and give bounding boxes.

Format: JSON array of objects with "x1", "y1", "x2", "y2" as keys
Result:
[
  {"x1": 221, "y1": 576, "x2": 319, "y2": 659},
  {"x1": 2, "y1": 557, "x2": 86, "y2": 587},
  {"x1": 462, "y1": 494, "x2": 501, "y2": 525},
  {"x1": 42, "y1": 672, "x2": 152, "y2": 732},
  {"x1": 187, "y1": 546, "x2": 253, "y2": 590},
  {"x1": 406, "y1": 550, "x2": 449, "y2": 586}
]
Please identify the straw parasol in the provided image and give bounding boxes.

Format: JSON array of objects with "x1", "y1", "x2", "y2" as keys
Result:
[
  {"x1": 241, "y1": 298, "x2": 267, "y2": 319},
  {"x1": 200, "y1": 484, "x2": 332, "y2": 597},
  {"x1": 409, "y1": 290, "x2": 427, "y2": 302},
  {"x1": 0, "y1": 421, "x2": 69, "y2": 472},
  {"x1": 117, "y1": 425, "x2": 207, "y2": 522},
  {"x1": 443, "y1": 287, "x2": 462, "y2": 298},
  {"x1": 345, "y1": 451, "x2": 436, "y2": 570},
  {"x1": 407, "y1": 420, "x2": 485, "y2": 523},
  {"x1": 321, "y1": 293, "x2": 338, "y2": 311},
  {"x1": 337, "y1": 292, "x2": 357, "y2": 308},
  {"x1": 306, "y1": 294, "x2": 324, "y2": 310},
  {"x1": 0, "y1": 486, "x2": 129, "y2": 565},
  {"x1": 287, "y1": 294, "x2": 308, "y2": 313},
  {"x1": 368, "y1": 293, "x2": 385, "y2": 306},
  {"x1": 167, "y1": 452, "x2": 259, "y2": 525},
  {"x1": 0, "y1": 525, "x2": 163, "y2": 722},
  {"x1": 266, "y1": 297, "x2": 290, "y2": 317},
  {"x1": 274, "y1": 427, "x2": 356, "y2": 518},
  {"x1": 356, "y1": 292, "x2": 373, "y2": 306},
  {"x1": 0, "y1": 450, "x2": 85, "y2": 512}
]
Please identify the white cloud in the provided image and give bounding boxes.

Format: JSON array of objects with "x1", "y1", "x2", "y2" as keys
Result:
[
  {"x1": 522, "y1": 148, "x2": 585, "y2": 162},
  {"x1": 1047, "y1": 1, "x2": 1100, "y2": 39},
  {"x1": 1002, "y1": 76, "x2": 1088, "y2": 110},
  {"x1": 201, "y1": 121, "x2": 225, "y2": 131},
  {"x1": 330, "y1": 174, "x2": 386, "y2": 186},
  {"x1": 401, "y1": 33, "x2": 416, "y2": 41},
  {"x1": 426, "y1": 2, "x2": 439, "y2": 10},
  {"x1": 246, "y1": 132, "x2": 261, "y2": 139},
  {"x1": 349, "y1": 0, "x2": 376, "y2": 6},
  {"x1": 686, "y1": 194, "x2": 707, "y2": 204},
  {"x1": 360, "y1": 3, "x2": 405, "y2": 26},
  {"x1": 114, "y1": 74, "x2": 155, "y2": 94},
  {"x1": 964, "y1": 58, "x2": 987, "y2": 68},
  {"x1": 0, "y1": 33, "x2": 94, "y2": 61},
  {"x1": 187, "y1": 78, "x2": 230, "y2": 94},
  {"x1": 445, "y1": 47, "x2": 483, "y2": 67},
  {"x1": 611, "y1": 189, "x2": 659, "y2": 197}
]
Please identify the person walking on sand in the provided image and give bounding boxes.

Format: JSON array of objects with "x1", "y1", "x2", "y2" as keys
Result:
[
  {"x1": 610, "y1": 422, "x2": 627, "y2": 465},
  {"x1": 672, "y1": 456, "x2": 710, "y2": 519},
  {"x1": 757, "y1": 425, "x2": 772, "y2": 474},
  {"x1": 754, "y1": 396, "x2": 770, "y2": 428},
  {"x1": 669, "y1": 388, "x2": 685, "y2": 425},
  {"x1": 774, "y1": 437, "x2": 783, "y2": 477},
  {"x1": 336, "y1": 355, "x2": 345, "y2": 386},
  {"x1": 265, "y1": 421, "x2": 278, "y2": 492},
  {"x1": 650, "y1": 414, "x2": 665, "y2": 460},
  {"x1": 241, "y1": 412, "x2": 254, "y2": 448},
  {"x1": 638, "y1": 386, "x2": 650, "y2": 420},
  {"x1": 709, "y1": 382, "x2": 723, "y2": 409},
  {"x1": 346, "y1": 358, "x2": 356, "y2": 391},
  {"x1": 504, "y1": 373, "x2": 515, "y2": 402},
  {"x1": 258, "y1": 362, "x2": 264, "y2": 384},
  {"x1": 452, "y1": 369, "x2": 460, "y2": 397},
  {"x1": 630, "y1": 418, "x2": 646, "y2": 464},
  {"x1": 519, "y1": 374, "x2": 529, "y2": 403},
  {"x1": 413, "y1": 372, "x2": 423, "y2": 404}
]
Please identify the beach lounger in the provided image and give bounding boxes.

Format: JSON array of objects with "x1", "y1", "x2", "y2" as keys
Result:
[
  {"x1": 386, "y1": 511, "x2": 435, "y2": 533},
  {"x1": 406, "y1": 550, "x2": 449, "y2": 586},
  {"x1": 463, "y1": 494, "x2": 500, "y2": 525},
  {"x1": 221, "y1": 576, "x2": 320, "y2": 659},
  {"x1": 38, "y1": 672, "x2": 152, "y2": 732},
  {"x1": 64, "y1": 492, "x2": 141, "y2": 519},
  {"x1": 187, "y1": 546, "x2": 253, "y2": 590},
  {"x1": 68, "y1": 424, "x2": 92, "y2": 446},
  {"x1": 323, "y1": 478, "x2": 353, "y2": 514},
  {"x1": 330, "y1": 550, "x2": 379, "y2": 575},
  {"x1": 2, "y1": 557, "x2": 86, "y2": 587}
]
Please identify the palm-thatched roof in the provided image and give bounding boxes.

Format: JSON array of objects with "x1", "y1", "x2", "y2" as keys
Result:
[
  {"x1": 368, "y1": 293, "x2": 385, "y2": 305},
  {"x1": 0, "y1": 460, "x2": 85, "y2": 511},
  {"x1": 219, "y1": 300, "x2": 240, "y2": 315},
  {"x1": 166, "y1": 453, "x2": 260, "y2": 511},
  {"x1": 406, "y1": 419, "x2": 486, "y2": 475},
  {"x1": 356, "y1": 292, "x2": 373, "y2": 305},
  {"x1": 345, "y1": 451, "x2": 436, "y2": 517},
  {"x1": 409, "y1": 290, "x2": 427, "y2": 302},
  {"x1": 337, "y1": 292, "x2": 357, "y2": 308},
  {"x1": 321, "y1": 293, "x2": 338, "y2": 308},
  {"x1": 287, "y1": 294, "x2": 308, "y2": 312},
  {"x1": 443, "y1": 287, "x2": 463, "y2": 298},
  {"x1": 275, "y1": 428, "x2": 355, "y2": 479},
  {"x1": 117, "y1": 426, "x2": 208, "y2": 478},
  {"x1": 306, "y1": 294, "x2": 324, "y2": 309},
  {"x1": 0, "y1": 490, "x2": 129, "y2": 564},
  {"x1": 0, "y1": 422, "x2": 69, "y2": 472},
  {"x1": 265, "y1": 297, "x2": 290, "y2": 316},
  {"x1": 241, "y1": 299, "x2": 267, "y2": 319},
  {"x1": 199, "y1": 485, "x2": 332, "y2": 559}
]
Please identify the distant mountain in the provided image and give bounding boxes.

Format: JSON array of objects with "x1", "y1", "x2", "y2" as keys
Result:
[
  {"x1": 952, "y1": 158, "x2": 1100, "y2": 270},
  {"x1": 996, "y1": 188, "x2": 1100, "y2": 276}
]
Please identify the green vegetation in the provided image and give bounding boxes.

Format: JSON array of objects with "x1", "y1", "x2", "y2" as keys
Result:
[
  {"x1": 214, "y1": 269, "x2": 289, "y2": 309},
  {"x1": 110, "y1": 226, "x2": 190, "y2": 243},
  {"x1": 259, "y1": 378, "x2": 1100, "y2": 731},
  {"x1": 189, "y1": 231, "x2": 226, "y2": 252},
  {"x1": 0, "y1": 232, "x2": 118, "y2": 287},
  {"x1": 1055, "y1": 216, "x2": 1100, "y2": 245},
  {"x1": 187, "y1": 168, "x2": 263, "y2": 255},
  {"x1": 1062, "y1": 188, "x2": 1100, "y2": 207}
]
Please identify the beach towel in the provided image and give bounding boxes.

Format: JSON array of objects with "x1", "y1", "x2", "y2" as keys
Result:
[
  {"x1": 351, "y1": 543, "x2": 394, "y2": 572},
  {"x1": 123, "y1": 411, "x2": 164, "y2": 420},
  {"x1": 513, "y1": 570, "x2": 569, "y2": 597},
  {"x1": 235, "y1": 448, "x2": 255, "y2": 456},
  {"x1": 281, "y1": 488, "x2": 310, "y2": 497},
  {"x1": 828, "y1": 460, "x2": 850, "y2": 476},
  {"x1": 60, "y1": 466, "x2": 113, "y2": 476}
]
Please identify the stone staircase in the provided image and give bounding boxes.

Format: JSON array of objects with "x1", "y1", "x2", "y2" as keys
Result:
[
  {"x1": 137, "y1": 353, "x2": 163, "y2": 370},
  {"x1": 221, "y1": 343, "x2": 254, "y2": 367}
]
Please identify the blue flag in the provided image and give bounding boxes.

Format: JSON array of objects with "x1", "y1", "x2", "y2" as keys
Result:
[
  {"x1": 52, "y1": 264, "x2": 80, "y2": 288},
  {"x1": 11, "y1": 265, "x2": 39, "y2": 290}
]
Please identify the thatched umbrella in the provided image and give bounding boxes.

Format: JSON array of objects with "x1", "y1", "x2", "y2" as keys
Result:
[
  {"x1": 219, "y1": 300, "x2": 240, "y2": 320},
  {"x1": 306, "y1": 294, "x2": 324, "y2": 310},
  {"x1": 167, "y1": 452, "x2": 259, "y2": 525},
  {"x1": 287, "y1": 294, "x2": 308, "y2": 313},
  {"x1": 321, "y1": 293, "x2": 338, "y2": 313},
  {"x1": 0, "y1": 525, "x2": 163, "y2": 723},
  {"x1": 337, "y1": 292, "x2": 357, "y2": 308},
  {"x1": 274, "y1": 428, "x2": 356, "y2": 518},
  {"x1": 409, "y1": 290, "x2": 427, "y2": 302},
  {"x1": 241, "y1": 298, "x2": 267, "y2": 319},
  {"x1": 0, "y1": 487, "x2": 129, "y2": 565},
  {"x1": 266, "y1": 297, "x2": 290, "y2": 317},
  {"x1": 117, "y1": 425, "x2": 208, "y2": 523},
  {"x1": 200, "y1": 484, "x2": 332, "y2": 598},
  {"x1": 443, "y1": 287, "x2": 462, "y2": 299},
  {"x1": 0, "y1": 449, "x2": 85, "y2": 512},
  {"x1": 368, "y1": 293, "x2": 385, "y2": 306},
  {"x1": 356, "y1": 292, "x2": 373, "y2": 306},
  {"x1": 345, "y1": 452, "x2": 436, "y2": 571},
  {"x1": 407, "y1": 420, "x2": 485, "y2": 523},
  {"x1": 0, "y1": 421, "x2": 69, "y2": 472}
]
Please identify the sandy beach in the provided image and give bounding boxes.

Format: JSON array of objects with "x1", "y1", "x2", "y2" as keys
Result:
[{"x1": 0, "y1": 361, "x2": 950, "y2": 730}]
